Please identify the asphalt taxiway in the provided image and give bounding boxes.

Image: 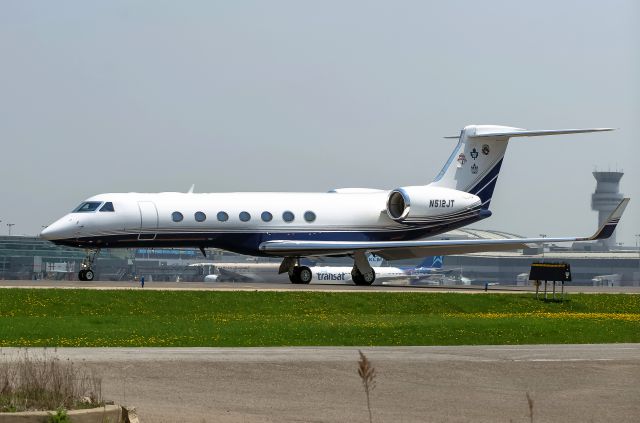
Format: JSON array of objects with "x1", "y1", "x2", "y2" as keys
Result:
[
  {"x1": 1, "y1": 280, "x2": 639, "y2": 293},
  {"x1": 2, "y1": 345, "x2": 638, "y2": 422}
]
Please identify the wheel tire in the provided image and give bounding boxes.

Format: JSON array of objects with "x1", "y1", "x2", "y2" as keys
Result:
[
  {"x1": 78, "y1": 270, "x2": 86, "y2": 281},
  {"x1": 352, "y1": 268, "x2": 375, "y2": 286},
  {"x1": 362, "y1": 268, "x2": 376, "y2": 285},
  {"x1": 351, "y1": 269, "x2": 364, "y2": 285},
  {"x1": 298, "y1": 266, "x2": 312, "y2": 284},
  {"x1": 289, "y1": 267, "x2": 302, "y2": 284},
  {"x1": 84, "y1": 269, "x2": 95, "y2": 281}
]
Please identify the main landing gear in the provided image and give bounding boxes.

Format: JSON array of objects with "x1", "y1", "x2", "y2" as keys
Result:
[
  {"x1": 78, "y1": 249, "x2": 100, "y2": 281},
  {"x1": 280, "y1": 257, "x2": 313, "y2": 284},
  {"x1": 351, "y1": 267, "x2": 376, "y2": 286},
  {"x1": 279, "y1": 252, "x2": 377, "y2": 286},
  {"x1": 350, "y1": 251, "x2": 376, "y2": 286},
  {"x1": 289, "y1": 266, "x2": 313, "y2": 284}
]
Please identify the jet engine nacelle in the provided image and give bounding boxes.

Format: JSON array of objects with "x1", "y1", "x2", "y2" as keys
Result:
[{"x1": 386, "y1": 186, "x2": 481, "y2": 223}]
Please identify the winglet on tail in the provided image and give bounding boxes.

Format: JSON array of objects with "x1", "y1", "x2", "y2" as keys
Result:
[{"x1": 587, "y1": 198, "x2": 630, "y2": 240}]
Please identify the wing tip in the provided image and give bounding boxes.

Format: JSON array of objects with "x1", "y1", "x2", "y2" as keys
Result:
[{"x1": 590, "y1": 198, "x2": 630, "y2": 240}]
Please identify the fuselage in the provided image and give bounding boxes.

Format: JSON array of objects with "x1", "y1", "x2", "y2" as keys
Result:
[{"x1": 41, "y1": 189, "x2": 485, "y2": 256}]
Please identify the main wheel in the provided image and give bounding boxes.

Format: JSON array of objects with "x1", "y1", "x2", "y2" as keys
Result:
[
  {"x1": 78, "y1": 270, "x2": 86, "y2": 281},
  {"x1": 289, "y1": 267, "x2": 302, "y2": 284},
  {"x1": 352, "y1": 268, "x2": 375, "y2": 286},
  {"x1": 363, "y1": 268, "x2": 376, "y2": 285},
  {"x1": 298, "y1": 266, "x2": 312, "y2": 284},
  {"x1": 84, "y1": 269, "x2": 95, "y2": 281}
]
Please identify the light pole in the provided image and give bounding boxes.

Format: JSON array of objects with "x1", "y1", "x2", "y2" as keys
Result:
[
  {"x1": 539, "y1": 234, "x2": 547, "y2": 260},
  {"x1": 6, "y1": 223, "x2": 14, "y2": 236}
]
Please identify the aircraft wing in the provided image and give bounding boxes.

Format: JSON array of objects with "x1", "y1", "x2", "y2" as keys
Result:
[{"x1": 259, "y1": 198, "x2": 629, "y2": 261}]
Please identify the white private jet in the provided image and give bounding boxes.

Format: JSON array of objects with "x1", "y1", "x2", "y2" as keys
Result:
[{"x1": 40, "y1": 124, "x2": 629, "y2": 284}]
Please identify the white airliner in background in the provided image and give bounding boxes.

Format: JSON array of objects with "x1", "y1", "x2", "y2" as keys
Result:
[
  {"x1": 192, "y1": 255, "x2": 447, "y2": 284},
  {"x1": 308, "y1": 256, "x2": 448, "y2": 285},
  {"x1": 40, "y1": 124, "x2": 629, "y2": 284}
]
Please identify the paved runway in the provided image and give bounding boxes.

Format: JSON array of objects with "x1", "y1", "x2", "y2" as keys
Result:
[
  {"x1": 2, "y1": 345, "x2": 638, "y2": 422},
  {"x1": 1, "y1": 280, "x2": 639, "y2": 293}
]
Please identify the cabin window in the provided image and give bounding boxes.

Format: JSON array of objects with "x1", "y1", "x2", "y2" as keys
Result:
[
  {"x1": 217, "y1": 211, "x2": 229, "y2": 222},
  {"x1": 72, "y1": 202, "x2": 102, "y2": 213},
  {"x1": 195, "y1": 211, "x2": 206, "y2": 222},
  {"x1": 282, "y1": 211, "x2": 295, "y2": 222},
  {"x1": 261, "y1": 211, "x2": 273, "y2": 222},
  {"x1": 239, "y1": 211, "x2": 251, "y2": 222},
  {"x1": 304, "y1": 211, "x2": 316, "y2": 222},
  {"x1": 171, "y1": 212, "x2": 184, "y2": 222},
  {"x1": 99, "y1": 202, "x2": 115, "y2": 212}
]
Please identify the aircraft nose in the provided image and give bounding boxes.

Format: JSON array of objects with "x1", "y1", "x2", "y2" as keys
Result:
[{"x1": 40, "y1": 218, "x2": 73, "y2": 240}]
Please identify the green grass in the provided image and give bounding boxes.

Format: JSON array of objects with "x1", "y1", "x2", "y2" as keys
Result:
[{"x1": 0, "y1": 289, "x2": 639, "y2": 347}]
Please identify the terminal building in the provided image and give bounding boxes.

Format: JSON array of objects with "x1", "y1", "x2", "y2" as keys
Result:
[
  {"x1": 0, "y1": 236, "x2": 205, "y2": 282},
  {"x1": 426, "y1": 228, "x2": 639, "y2": 287}
]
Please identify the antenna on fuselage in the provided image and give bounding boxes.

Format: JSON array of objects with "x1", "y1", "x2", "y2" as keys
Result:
[{"x1": 188, "y1": 184, "x2": 195, "y2": 194}]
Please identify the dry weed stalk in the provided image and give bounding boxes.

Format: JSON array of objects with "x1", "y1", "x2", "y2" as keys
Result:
[
  {"x1": 526, "y1": 391, "x2": 534, "y2": 423},
  {"x1": 0, "y1": 349, "x2": 102, "y2": 412},
  {"x1": 357, "y1": 350, "x2": 376, "y2": 423}
]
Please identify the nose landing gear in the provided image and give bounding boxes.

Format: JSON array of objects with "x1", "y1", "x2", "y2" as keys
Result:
[{"x1": 78, "y1": 249, "x2": 100, "y2": 281}]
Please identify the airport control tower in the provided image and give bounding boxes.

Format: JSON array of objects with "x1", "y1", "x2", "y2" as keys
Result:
[{"x1": 591, "y1": 171, "x2": 624, "y2": 250}]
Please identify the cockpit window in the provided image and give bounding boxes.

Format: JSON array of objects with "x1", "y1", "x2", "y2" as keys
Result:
[
  {"x1": 99, "y1": 202, "x2": 115, "y2": 212},
  {"x1": 72, "y1": 202, "x2": 102, "y2": 213}
]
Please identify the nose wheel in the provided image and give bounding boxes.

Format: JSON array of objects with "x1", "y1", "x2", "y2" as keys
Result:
[
  {"x1": 78, "y1": 249, "x2": 100, "y2": 282},
  {"x1": 78, "y1": 269, "x2": 95, "y2": 281}
]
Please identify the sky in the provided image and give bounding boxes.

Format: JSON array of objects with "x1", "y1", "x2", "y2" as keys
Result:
[{"x1": 0, "y1": 0, "x2": 638, "y2": 245}]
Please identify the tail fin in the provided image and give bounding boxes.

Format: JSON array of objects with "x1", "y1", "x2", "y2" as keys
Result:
[
  {"x1": 430, "y1": 125, "x2": 613, "y2": 209},
  {"x1": 416, "y1": 256, "x2": 443, "y2": 269}
]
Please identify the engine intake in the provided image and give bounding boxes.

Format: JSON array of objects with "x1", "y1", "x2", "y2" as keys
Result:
[{"x1": 387, "y1": 190, "x2": 410, "y2": 220}]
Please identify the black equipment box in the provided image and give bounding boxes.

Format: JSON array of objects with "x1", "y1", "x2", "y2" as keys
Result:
[{"x1": 529, "y1": 262, "x2": 571, "y2": 282}]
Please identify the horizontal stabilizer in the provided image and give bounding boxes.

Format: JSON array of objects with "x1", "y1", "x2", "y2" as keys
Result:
[{"x1": 471, "y1": 127, "x2": 614, "y2": 138}]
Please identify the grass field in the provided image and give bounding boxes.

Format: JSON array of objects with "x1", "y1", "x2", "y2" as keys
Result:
[{"x1": 0, "y1": 289, "x2": 639, "y2": 347}]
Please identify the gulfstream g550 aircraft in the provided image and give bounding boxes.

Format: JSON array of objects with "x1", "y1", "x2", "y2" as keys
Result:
[{"x1": 41, "y1": 125, "x2": 629, "y2": 284}]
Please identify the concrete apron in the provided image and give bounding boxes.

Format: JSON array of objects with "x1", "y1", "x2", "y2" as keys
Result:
[{"x1": 0, "y1": 404, "x2": 122, "y2": 423}]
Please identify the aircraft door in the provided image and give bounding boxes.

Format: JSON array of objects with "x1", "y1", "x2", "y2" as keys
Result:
[{"x1": 138, "y1": 201, "x2": 158, "y2": 240}]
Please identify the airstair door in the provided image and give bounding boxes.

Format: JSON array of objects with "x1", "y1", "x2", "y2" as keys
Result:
[{"x1": 138, "y1": 201, "x2": 158, "y2": 240}]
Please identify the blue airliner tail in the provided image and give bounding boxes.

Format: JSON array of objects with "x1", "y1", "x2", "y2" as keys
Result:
[{"x1": 416, "y1": 256, "x2": 443, "y2": 269}]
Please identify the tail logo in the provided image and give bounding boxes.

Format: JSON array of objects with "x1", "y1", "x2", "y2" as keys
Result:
[
  {"x1": 471, "y1": 163, "x2": 478, "y2": 174},
  {"x1": 482, "y1": 144, "x2": 490, "y2": 155},
  {"x1": 470, "y1": 148, "x2": 479, "y2": 160},
  {"x1": 457, "y1": 153, "x2": 467, "y2": 166}
]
